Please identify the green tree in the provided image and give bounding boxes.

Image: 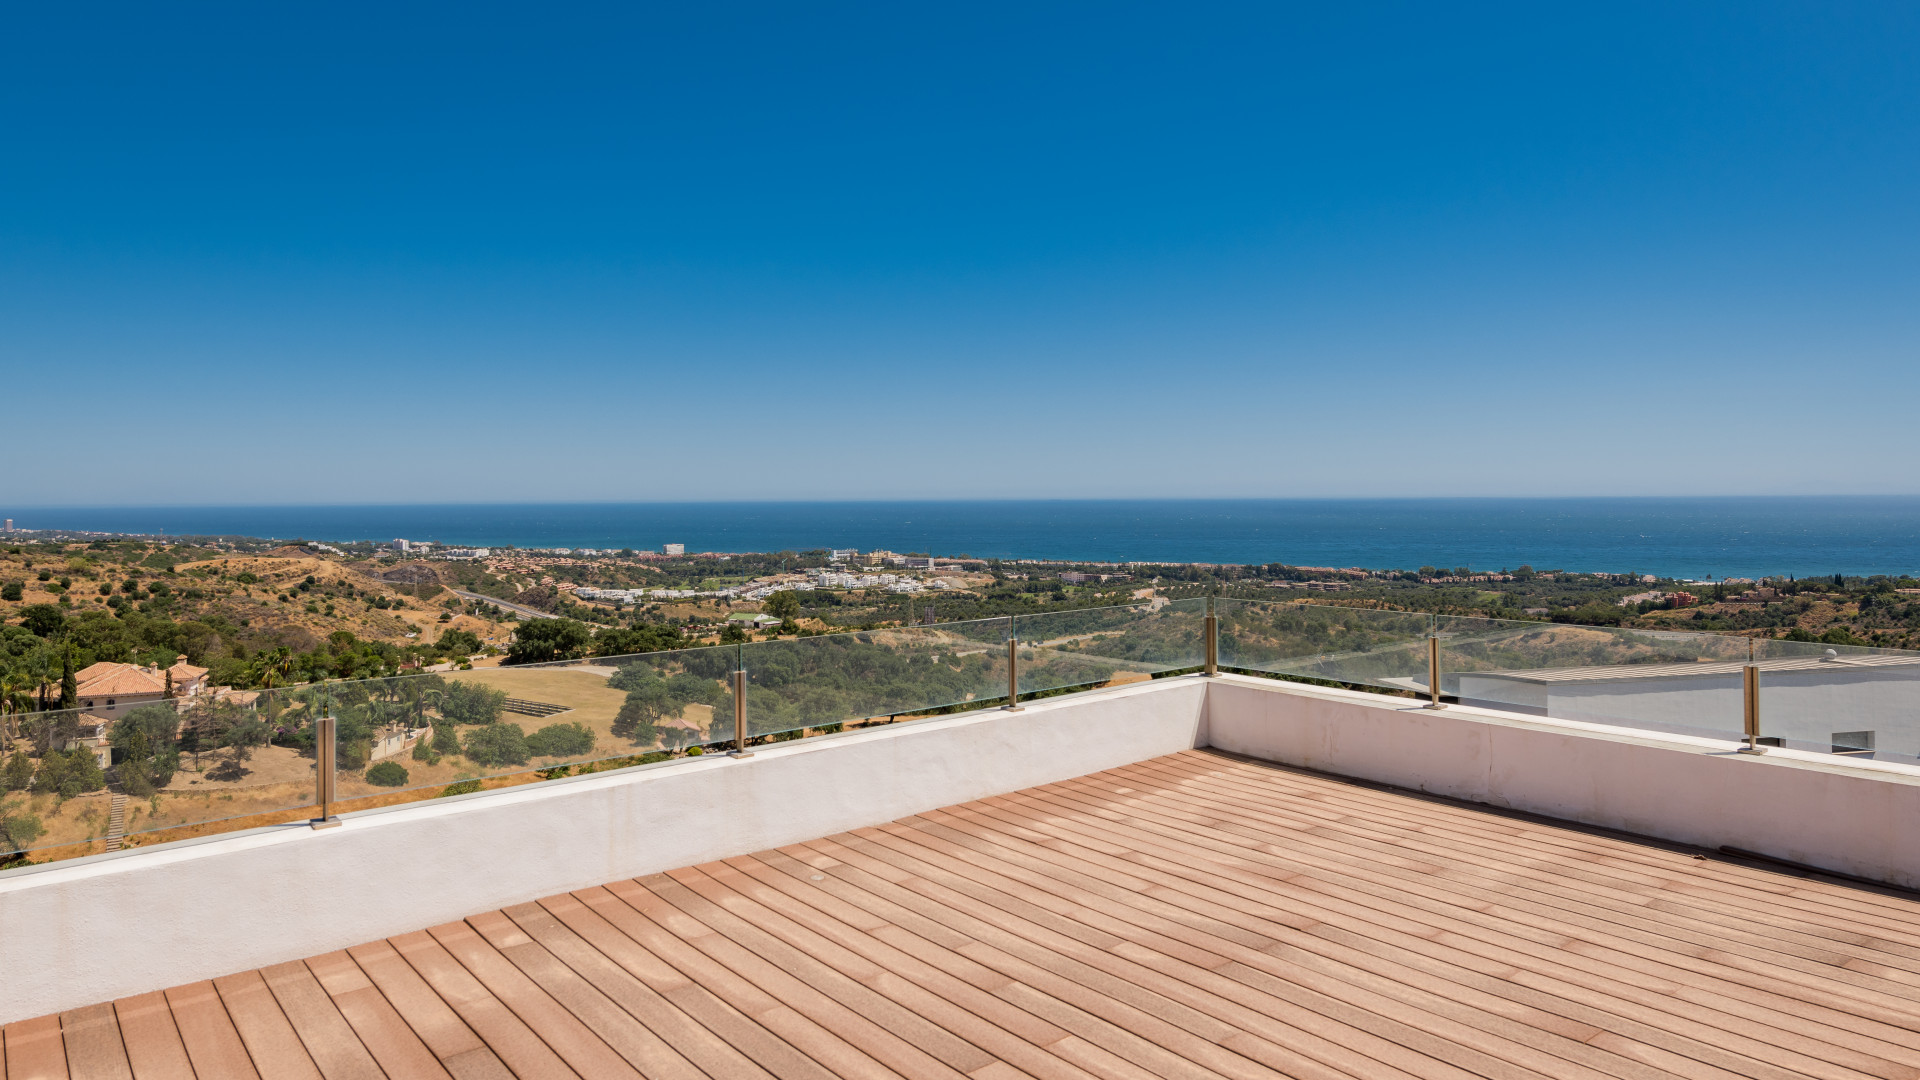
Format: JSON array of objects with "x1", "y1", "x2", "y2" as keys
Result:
[
  {"x1": 17, "y1": 605, "x2": 66, "y2": 638},
  {"x1": 111, "y1": 703, "x2": 182, "y2": 795},
  {"x1": 436, "y1": 628, "x2": 482, "y2": 656},
  {"x1": 59, "y1": 646, "x2": 77, "y2": 710},
  {"x1": 431, "y1": 722, "x2": 462, "y2": 756},
  {"x1": 611, "y1": 677, "x2": 673, "y2": 744},
  {"x1": 34, "y1": 748, "x2": 105, "y2": 799},
  {"x1": 440, "y1": 681, "x2": 506, "y2": 725},
  {"x1": 462, "y1": 722, "x2": 530, "y2": 767},
  {"x1": 592, "y1": 623, "x2": 686, "y2": 657},
  {"x1": 2, "y1": 749, "x2": 33, "y2": 791},
  {"x1": 208, "y1": 712, "x2": 268, "y2": 782},
  {"x1": 763, "y1": 590, "x2": 802, "y2": 621},
  {"x1": 0, "y1": 796, "x2": 43, "y2": 853},
  {"x1": 505, "y1": 619, "x2": 593, "y2": 664},
  {"x1": 0, "y1": 583, "x2": 20, "y2": 602}
]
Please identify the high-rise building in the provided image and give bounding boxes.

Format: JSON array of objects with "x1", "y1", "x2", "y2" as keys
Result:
[
  {"x1": 2, "y1": 519, "x2": 11, "y2": 532},
  {"x1": 663, "y1": 543, "x2": 685, "y2": 556}
]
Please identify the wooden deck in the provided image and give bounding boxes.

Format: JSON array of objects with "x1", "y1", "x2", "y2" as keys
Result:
[{"x1": 10, "y1": 748, "x2": 1920, "y2": 1079}]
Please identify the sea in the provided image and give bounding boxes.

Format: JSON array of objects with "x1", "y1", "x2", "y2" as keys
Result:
[{"x1": 6, "y1": 498, "x2": 1920, "y2": 580}]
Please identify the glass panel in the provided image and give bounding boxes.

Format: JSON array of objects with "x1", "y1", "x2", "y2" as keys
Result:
[
  {"x1": 1014, "y1": 597, "x2": 1208, "y2": 697},
  {"x1": 1435, "y1": 616, "x2": 1752, "y2": 741},
  {"x1": 2, "y1": 694, "x2": 315, "y2": 862},
  {"x1": 731, "y1": 619, "x2": 1012, "y2": 742},
  {"x1": 1750, "y1": 637, "x2": 1920, "y2": 760},
  {"x1": 1215, "y1": 598, "x2": 1432, "y2": 691},
  {"x1": 329, "y1": 648, "x2": 741, "y2": 805}
]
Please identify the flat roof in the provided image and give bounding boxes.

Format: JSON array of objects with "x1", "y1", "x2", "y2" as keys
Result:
[
  {"x1": 9, "y1": 750, "x2": 1920, "y2": 1079},
  {"x1": 1460, "y1": 652, "x2": 1920, "y2": 683}
]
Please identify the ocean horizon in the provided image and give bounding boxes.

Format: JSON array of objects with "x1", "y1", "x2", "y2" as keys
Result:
[{"x1": 5, "y1": 497, "x2": 1919, "y2": 580}]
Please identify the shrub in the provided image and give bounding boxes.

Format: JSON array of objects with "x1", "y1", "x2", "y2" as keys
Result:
[
  {"x1": 364, "y1": 761, "x2": 409, "y2": 787},
  {"x1": 0, "y1": 582, "x2": 20, "y2": 602},
  {"x1": 526, "y1": 722, "x2": 595, "y2": 758},
  {"x1": 411, "y1": 741, "x2": 440, "y2": 764},
  {"x1": 462, "y1": 723, "x2": 530, "y2": 768},
  {"x1": 440, "y1": 779, "x2": 482, "y2": 797}
]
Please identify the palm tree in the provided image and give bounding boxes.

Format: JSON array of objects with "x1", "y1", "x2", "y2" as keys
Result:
[{"x1": 0, "y1": 671, "x2": 32, "y2": 750}]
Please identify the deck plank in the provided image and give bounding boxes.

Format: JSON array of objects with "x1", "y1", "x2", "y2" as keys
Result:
[
  {"x1": 163, "y1": 981, "x2": 260, "y2": 1080},
  {"x1": 58, "y1": 1005, "x2": 131, "y2": 1080},
  {"x1": 108, "y1": 994, "x2": 193, "y2": 1080},
  {"x1": 24, "y1": 749, "x2": 1920, "y2": 1080},
  {"x1": 3, "y1": 1014, "x2": 67, "y2": 1080},
  {"x1": 210, "y1": 971, "x2": 322, "y2": 1080},
  {"x1": 387, "y1": 929, "x2": 583, "y2": 1080},
  {"x1": 305, "y1": 951, "x2": 454, "y2": 1080},
  {"x1": 346, "y1": 939, "x2": 515, "y2": 1080},
  {"x1": 256, "y1": 961, "x2": 385, "y2": 1080}
]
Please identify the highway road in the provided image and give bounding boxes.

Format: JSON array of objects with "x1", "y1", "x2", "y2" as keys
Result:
[{"x1": 449, "y1": 588, "x2": 557, "y2": 620}]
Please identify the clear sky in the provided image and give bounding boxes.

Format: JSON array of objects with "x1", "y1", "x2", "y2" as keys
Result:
[{"x1": 5, "y1": 3, "x2": 1918, "y2": 506}]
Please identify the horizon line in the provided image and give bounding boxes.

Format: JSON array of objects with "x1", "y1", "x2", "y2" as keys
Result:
[{"x1": 7, "y1": 493, "x2": 1920, "y2": 512}]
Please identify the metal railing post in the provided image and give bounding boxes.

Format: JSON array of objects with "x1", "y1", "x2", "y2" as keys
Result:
[
  {"x1": 1004, "y1": 614, "x2": 1023, "y2": 711},
  {"x1": 1204, "y1": 595, "x2": 1218, "y2": 676},
  {"x1": 1738, "y1": 664, "x2": 1765, "y2": 754},
  {"x1": 730, "y1": 669, "x2": 753, "y2": 757},
  {"x1": 1425, "y1": 636, "x2": 1446, "y2": 710},
  {"x1": 311, "y1": 715, "x2": 341, "y2": 828}
]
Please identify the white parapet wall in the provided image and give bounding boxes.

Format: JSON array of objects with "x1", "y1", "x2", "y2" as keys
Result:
[
  {"x1": 0, "y1": 676, "x2": 1208, "y2": 1024},
  {"x1": 1205, "y1": 673, "x2": 1920, "y2": 891}
]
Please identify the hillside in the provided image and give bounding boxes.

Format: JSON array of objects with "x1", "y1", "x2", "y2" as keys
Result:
[{"x1": 0, "y1": 541, "x2": 514, "y2": 687}]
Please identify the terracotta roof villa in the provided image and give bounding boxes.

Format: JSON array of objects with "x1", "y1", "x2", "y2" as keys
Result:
[
  {"x1": 71, "y1": 657, "x2": 210, "y2": 719},
  {"x1": 6, "y1": 601, "x2": 1920, "y2": 1079}
]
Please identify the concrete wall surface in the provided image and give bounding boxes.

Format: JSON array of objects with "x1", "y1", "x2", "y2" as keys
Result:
[
  {"x1": 1206, "y1": 674, "x2": 1920, "y2": 891},
  {"x1": 0, "y1": 676, "x2": 1207, "y2": 1024}
]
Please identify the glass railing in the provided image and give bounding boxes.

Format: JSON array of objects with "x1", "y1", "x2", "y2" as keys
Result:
[
  {"x1": 1216, "y1": 597, "x2": 1920, "y2": 757},
  {"x1": 0, "y1": 598, "x2": 1211, "y2": 862},
  {"x1": 1747, "y1": 636, "x2": 1920, "y2": 759},
  {"x1": 4, "y1": 594, "x2": 1917, "y2": 865}
]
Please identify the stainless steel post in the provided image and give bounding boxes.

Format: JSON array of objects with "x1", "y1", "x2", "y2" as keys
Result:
[
  {"x1": 311, "y1": 715, "x2": 341, "y2": 828},
  {"x1": 1004, "y1": 614, "x2": 1023, "y2": 711},
  {"x1": 1204, "y1": 595, "x2": 1218, "y2": 677},
  {"x1": 730, "y1": 669, "x2": 753, "y2": 757},
  {"x1": 1425, "y1": 636, "x2": 1446, "y2": 710},
  {"x1": 1738, "y1": 664, "x2": 1765, "y2": 754}
]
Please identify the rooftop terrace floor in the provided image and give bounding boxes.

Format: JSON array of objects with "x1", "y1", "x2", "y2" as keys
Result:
[{"x1": 9, "y1": 748, "x2": 1920, "y2": 1079}]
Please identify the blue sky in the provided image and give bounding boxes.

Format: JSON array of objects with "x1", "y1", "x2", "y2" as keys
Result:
[{"x1": 5, "y1": 3, "x2": 1918, "y2": 505}]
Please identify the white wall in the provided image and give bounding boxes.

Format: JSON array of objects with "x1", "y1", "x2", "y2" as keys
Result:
[
  {"x1": 1454, "y1": 665, "x2": 1920, "y2": 756},
  {"x1": 0, "y1": 677, "x2": 1207, "y2": 1025},
  {"x1": 1206, "y1": 674, "x2": 1920, "y2": 891}
]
